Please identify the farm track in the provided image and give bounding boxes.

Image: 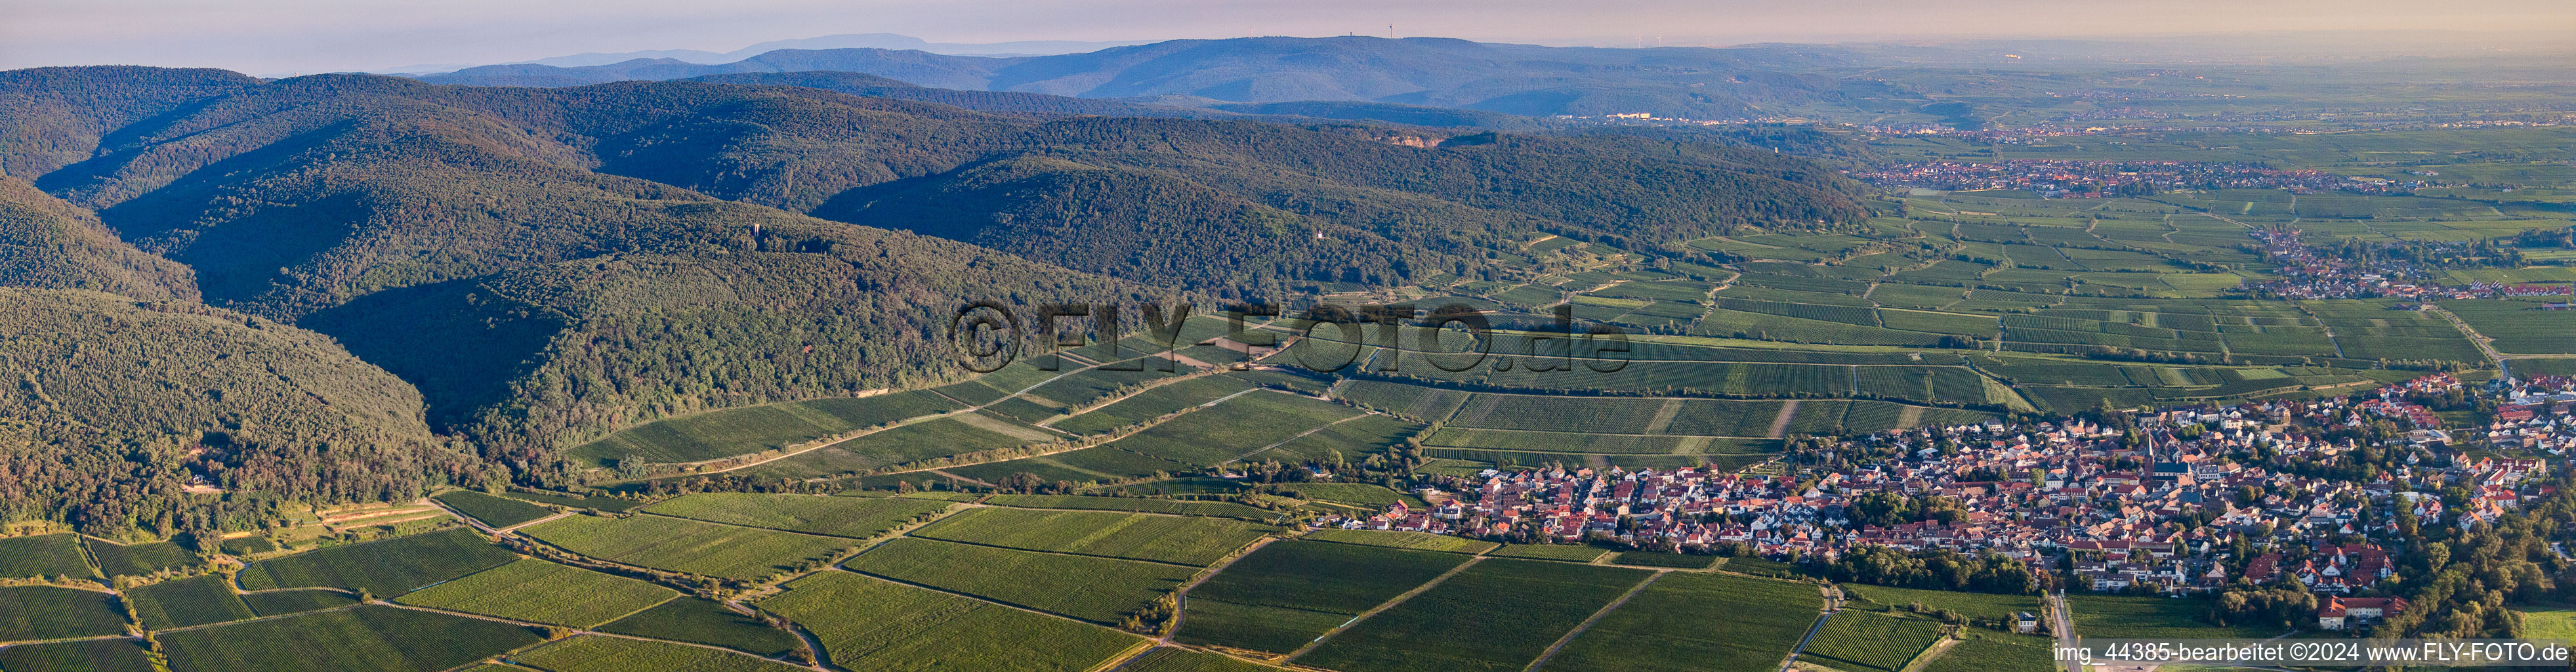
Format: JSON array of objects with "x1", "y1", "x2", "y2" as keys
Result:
[
  {"x1": 676, "y1": 349, "x2": 1179, "y2": 479},
  {"x1": 1777, "y1": 583, "x2": 1844, "y2": 672},
  {"x1": 1523, "y1": 571, "x2": 1663, "y2": 671},
  {"x1": 1767, "y1": 401, "x2": 1801, "y2": 439},
  {"x1": 1283, "y1": 556, "x2": 1487, "y2": 662}
]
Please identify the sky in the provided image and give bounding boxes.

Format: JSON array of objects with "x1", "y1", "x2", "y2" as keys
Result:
[{"x1": 8, "y1": 0, "x2": 2576, "y2": 75}]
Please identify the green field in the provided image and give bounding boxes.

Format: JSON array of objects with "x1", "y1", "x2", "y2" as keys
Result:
[
  {"x1": 758, "y1": 572, "x2": 1145, "y2": 672},
  {"x1": 1611, "y1": 551, "x2": 1722, "y2": 568},
  {"x1": 236, "y1": 528, "x2": 518, "y2": 596},
  {"x1": 980, "y1": 494, "x2": 1279, "y2": 520},
  {"x1": 157, "y1": 605, "x2": 543, "y2": 672},
  {"x1": 1489, "y1": 544, "x2": 1613, "y2": 562},
  {"x1": 1299, "y1": 559, "x2": 1652, "y2": 672},
  {"x1": 1802, "y1": 611, "x2": 1945, "y2": 672},
  {"x1": 0, "y1": 639, "x2": 157, "y2": 672},
  {"x1": 640, "y1": 492, "x2": 953, "y2": 538},
  {"x1": 1303, "y1": 529, "x2": 1501, "y2": 555},
  {"x1": 568, "y1": 390, "x2": 962, "y2": 466},
  {"x1": 842, "y1": 538, "x2": 1195, "y2": 623},
  {"x1": 910, "y1": 507, "x2": 1274, "y2": 566},
  {"x1": 125, "y1": 574, "x2": 255, "y2": 629},
  {"x1": 1180, "y1": 540, "x2": 1476, "y2": 654},
  {"x1": 500, "y1": 490, "x2": 650, "y2": 512},
  {"x1": 86, "y1": 539, "x2": 196, "y2": 578},
  {"x1": 1050, "y1": 376, "x2": 1261, "y2": 434},
  {"x1": 1841, "y1": 584, "x2": 2040, "y2": 621},
  {"x1": 0, "y1": 586, "x2": 127, "y2": 642},
  {"x1": 735, "y1": 412, "x2": 1049, "y2": 478},
  {"x1": 1101, "y1": 390, "x2": 1365, "y2": 465},
  {"x1": 520, "y1": 514, "x2": 860, "y2": 581},
  {"x1": 241, "y1": 589, "x2": 360, "y2": 617},
  {"x1": 2069, "y1": 595, "x2": 2279, "y2": 639},
  {"x1": 598, "y1": 597, "x2": 804, "y2": 658},
  {"x1": 0, "y1": 534, "x2": 93, "y2": 579},
  {"x1": 1921, "y1": 631, "x2": 2056, "y2": 672},
  {"x1": 434, "y1": 490, "x2": 558, "y2": 528},
  {"x1": 1547, "y1": 572, "x2": 1825, "y2": 672},
  {"x1": 396, "y1": 558, "x2": 677, "y2": 627},
  {"x1": 1123, "y1": 648, "x2": 1285, "y2": 672},
  {"x1": 510, "y1": 635, "x2": 806, "y2": 672}
]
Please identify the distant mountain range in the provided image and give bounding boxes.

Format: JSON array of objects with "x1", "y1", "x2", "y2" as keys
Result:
[
  {"x1": 417, "y1": 36, "x2": 1865, "y2": 119},
  {"x1": 491, "y1": 33, "x2": 1155, "y2": 70}
]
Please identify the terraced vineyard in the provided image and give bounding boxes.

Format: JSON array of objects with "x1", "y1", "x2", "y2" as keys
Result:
[
  {"x1": 909, "y1": 507, "x2": 1276, "y2": 565},
  {"x1": 394, "y1": 558, "x2": 678, "y2": 627},
  {"x1": 842, "y1": 537, "x2": 1197, "y2": 623},
  {"x1": 758, "y1": 572, "x2": 1146, "y2": 671},
  {"x1": 518, "y1": 514, "x2": 860, "y2": 581}
]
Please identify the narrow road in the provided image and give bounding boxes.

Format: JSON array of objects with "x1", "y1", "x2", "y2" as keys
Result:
[
  {"x1": 1778, "y1": 583, "x2": 1843, "y2": 672},
  {"x1": 1525, "y1": 572, "x2": 1663, "y2": 671},
  {"x1": 2050, "y1": 590, "x2": 2081, "y2": 672}
]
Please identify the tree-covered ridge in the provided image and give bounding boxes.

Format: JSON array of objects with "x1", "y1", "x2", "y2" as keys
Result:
[
  {"x1": 0, "y1": 288, "x2": 470, "y2": 533},
  {"x1": 0, "y1": 177, "x2": 196, "y2": 301},
  {"x1": 0, "y1": 66, "x2": 1863, "y2": 531}
]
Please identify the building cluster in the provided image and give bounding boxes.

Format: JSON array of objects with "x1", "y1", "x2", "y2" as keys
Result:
[
  {"x1": 1319, "y1": 373, "x2": 2566, "y2": 629},
  {"x1": 2243, "y1": 228, "x2": 2575, "y2": 301},
  {"x1": 1850, "y1": 160, "x2": 2413, "y2": 198}
]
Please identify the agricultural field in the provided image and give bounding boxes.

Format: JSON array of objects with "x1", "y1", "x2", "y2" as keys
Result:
[
  {"x1": 598, "y1": 597, "x2": 804, "y2": 658},
  {"x1": 2520, "y1": 606, "x2": 2576, "y2": 640},
  {"x1": 0, "y1": 639, "x2": 157, "y2": 672},
  {"x1": 1546, "y1": 572, "x2": 1825, "y2": 672},
  {"x1": 85, "y1": 538, "x2": 196, "y2": 578},
  {"x1": 519, "y1": 514, "x2": 859, "y2": 581},
  {"x1": 509, "y1": 635, "x2": 805, "y2": 672},
  {"x1": 1610, "y1": 551, "x2": 1722, "y2": 569},
  {"x1": 735, "y1": 411, "x2": 1051, "y2": 479},
  {"x1": 1102, "y1": 390, "x2": 1364, "y2": 465},
  {"x1": 1050, "y1": 375, "x2": 1261, "y2": 434},
  {"x1": 1259, "y1": 413, "x2": 1426, "y2": 463},
  {"x1": 758, "y1": 572, "x2": 1145, "y2": 672},
  {"x1": 1840, "y1": 584, "x2": 2040, "y2": 620},
  {"x1": 909, "y1": 507, "x2": 1274, "y2": 565},
  {"x1": 1303, "y1": 528, "x2": 1500, "y2": 554},
  {"x1": 240, "y1": 589, "x2": 360, "y2": 616},
  {"x1": 640, "y1": 492, "x2": 953, "y2": 538},
  {"x1": 2443, "y1": 299, "x2": 2576, "y2": 354},
  {"x1": 1121, "y1": 647, "x2": 1285, "y2": 672},
  {"x1": 567, "y1": 390, "x2": 962, "y2": 467},
  {"x1": 1298, "y1": 559, "x2": 1652, "y2": 672},
  {"x1": 1270, "y1": 483, "x2": 1425, "y2": 509},
  {"x1": 236, "y1": 528, "x2": 518, "y2": 596},
  {"x1": 433, "y1": 490, "x2": 557, "y2": 528},
  {"x1": 1180, "y1": 540, "x2": 1476, "y2": 654},
  {"x1": 395, "y1": 558, "x2": 677, "y2": 627},
  {"x1": 124, "y1": 574, "x2": 255, "y2": 629},
  {"x1": 0, "y1": 534, "x2": 93, "y2": 579},
  {"x1": 1489, "y1": 544, "x2": 1613, "y2": 563},
  {"x1": 841, "y1": 538, "x2": 1195, "y2": 623},
  {"x1": 1921, "y1": 631, "x2": 2056, "y2": 672},
  {"x1": 1801, "y1": 611, "x2": 1945, "y2": 672},
  {"x1": 982, "y1": 494, "x2": 1279, "y2": 520},
  {"x1": 156, "y1": 605, "x2": 543, "y2": 672},
  {"x1": 2069, "y1": 595, "x2": 2280, "y2": 639},
  {"x1": 0, "y1": 586, "x2": 127, "y2": 642},
  {"x1": 499, "y1": 490, "x2": 650, "y2": 512}
]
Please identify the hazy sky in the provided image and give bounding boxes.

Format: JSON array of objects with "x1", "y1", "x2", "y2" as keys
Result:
[{"x1": 9, "y1": 0, "x2": 2575, "y2": 74}]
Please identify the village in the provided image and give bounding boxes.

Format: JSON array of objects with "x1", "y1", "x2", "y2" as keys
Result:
[
  {"x1": 1849, "y1": 159, "x2": 2422, "y2": 197},
  {"x1": 1320, "y1": 371, "x2": 2576, "y2": 631},
  {"x1": 2239, "y1": 226, "x2": 2576, "y2": 301}
]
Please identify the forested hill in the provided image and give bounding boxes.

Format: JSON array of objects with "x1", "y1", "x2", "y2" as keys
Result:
[
  {"x1": 0, "y1": 288, "x2": 468, "y2": 534},
  {"x1": 0, "y1": 176, "x2": 196, "y2": 301},
  {"x1": 0, "y1": 65, "x2": 1859, "y2": 532},
  {"x1": 417, "y1": 36, "x2": 1861, "y2": 118}
]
